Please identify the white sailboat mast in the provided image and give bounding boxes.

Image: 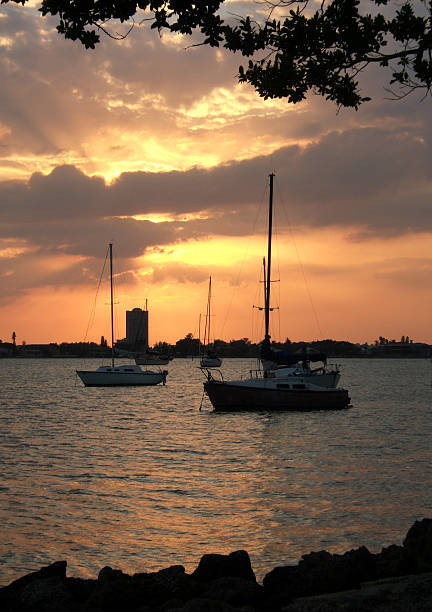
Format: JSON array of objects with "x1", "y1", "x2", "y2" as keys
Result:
[
  {"x1": 265, "y1": 173, "x2": 274, "y2": 341},
  {"x1": 203, "y1": 276, "x2": 212, "y2": 349},
  {"x1": 109, "y1": 243, "x2": 115, "y2": 368}
]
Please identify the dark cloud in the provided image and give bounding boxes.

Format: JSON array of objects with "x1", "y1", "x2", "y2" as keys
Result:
[
  {"x1": 104, "y1": 29, "x2": 241, "y2": 108},
  {"x1": 0, "y1": 250, "x2": 88, "y2": 304},
  {"x1": 1, "y1": 1, "x2": 432, "y2": 312},
  {"x1": 373, "y1": 258, "x2": 432, "y2": 287},
  {"x1": 2, "y1": 115, "x2": 431, "y2": 249},
  {"x1": 0, "y1": 209, "x2": 199, "y2": 257},
  {"x1": 151, "y1": 263, "x2": 211, "y2": 285}
]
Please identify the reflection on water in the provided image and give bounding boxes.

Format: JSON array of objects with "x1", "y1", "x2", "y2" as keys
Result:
[{"x1": 0, "y1": 357, "x2": 431, "y2": 584}]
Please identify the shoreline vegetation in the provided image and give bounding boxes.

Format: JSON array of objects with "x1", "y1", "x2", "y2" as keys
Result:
[
  {"x1": 1, "y1": 519, "x2": 431, "y2": 611},
  {"x1": 1, "y1": 336, "x2": 431, "y2": 359}
]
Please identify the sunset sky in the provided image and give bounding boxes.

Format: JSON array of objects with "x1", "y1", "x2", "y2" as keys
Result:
[{"x1": 1, "y1": 1, "x2": 432, "y2": 347}]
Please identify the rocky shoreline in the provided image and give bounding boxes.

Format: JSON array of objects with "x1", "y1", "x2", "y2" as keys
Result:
[{"x1": 1, "y1": 519, "x2": 431, "y2": 611}]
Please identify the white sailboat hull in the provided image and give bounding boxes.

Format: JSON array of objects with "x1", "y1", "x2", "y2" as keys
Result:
[
  {"x1": 262, "y1": 365, "x2": 341, "y2": 389},
  {"x1": 76, "y1": 365, "x2": 167, "y2": 387}
]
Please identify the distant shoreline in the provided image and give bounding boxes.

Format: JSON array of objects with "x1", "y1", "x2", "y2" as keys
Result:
[{"x1": 0, "y1": 354, "x2": 430, "y2": 360}]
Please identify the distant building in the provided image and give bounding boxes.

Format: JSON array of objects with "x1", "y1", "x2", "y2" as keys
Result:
[{"x1": 126, "y1": 307, "x2": 148, "y2": 349}]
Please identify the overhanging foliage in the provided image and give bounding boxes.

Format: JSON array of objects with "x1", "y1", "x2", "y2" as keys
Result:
[{"x1": 2, "y1": 0, "x2": 432, "y2": 108}]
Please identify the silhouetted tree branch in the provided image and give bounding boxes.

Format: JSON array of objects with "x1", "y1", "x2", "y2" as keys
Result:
[{"x1": 2, "y1": 0, "x2": 431, "y2": 108}]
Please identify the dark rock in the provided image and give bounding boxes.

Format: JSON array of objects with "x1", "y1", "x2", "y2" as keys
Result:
[
  {"x1": 403, "y1": 518, "x2": 432, "y2": 573},
  {"x1": 262, "y1": 564, "x2": 299, "y2": 607},
  {"x1": 281, "y1": 572, "x2": 432, "y2": 612},
  {"x1": 176, "y1": 598, "x2": 238, "y2": 611},
  {"x1": 0, "y1": 561, "x2": 69, "y2": 612},
  {"x1": 0, "y1": 576, "x2": 95, "y2": 612},
  {"x1": 1, "y1": 560, "x2": 67, "y2": 595},
  {"x1": 339, "y1": 546, "x2": 377, "y2": 583},
  {"x1": 191, "y1": 550, "x2": 256, "y2": 584},
  {"x1": 202, "y1": 576, "x2": 263, "y2": 607},
  {"x1": 98, "y1": 565, "x2": 130, "y2": 583},
  {"x1": 159, "y1": 597, "x2": 185, "y2": 610},
  {"x1": 87, "y1": 567, "x2": 187, "y2": 611},
  {"x1": 375, "y1": 544, "x2": 411, "y2": 579},
  {"x1": 17, "y1": 577, "x2": 71, "y2": 611},
  {"x1": 150, "y1": 565, "x2": 202, "y2": 601},
  {"x1": 263, "y1": 546, "x2": 376, "y2": 603},
  {"x1": 60, "y1": 577, "x2": 96, "y2": 607}
]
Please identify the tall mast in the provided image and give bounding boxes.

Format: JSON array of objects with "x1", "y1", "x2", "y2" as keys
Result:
[
  {"x1": 265, "y1": 173, "x2": 274, "y2": 341},
  {"x1": 198, "y1": 313, "x2": 202, "y2": 356},
  {"x1": 207, "y1": 276, "x2": 212, "y2": 347},
  {"x1": 109, "y1": 243, "x2": 114, "y2": 368}
]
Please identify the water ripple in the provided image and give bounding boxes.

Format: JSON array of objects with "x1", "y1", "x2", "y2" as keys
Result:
[{"x1": 0, "y1": 357, "x2": 431, "y2": 585}]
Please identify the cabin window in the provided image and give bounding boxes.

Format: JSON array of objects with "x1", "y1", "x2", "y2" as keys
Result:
[
  {"x1": 277, "y1": 384, "x2": 291, "y2": 389},
  {"x1": 292, "y1": 384, "x2": 307, "y2": 389}
]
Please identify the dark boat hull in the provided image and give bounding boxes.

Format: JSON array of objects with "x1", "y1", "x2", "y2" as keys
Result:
[{"x1": 204, "y1": 380, "x2": 351, "y2": 411}]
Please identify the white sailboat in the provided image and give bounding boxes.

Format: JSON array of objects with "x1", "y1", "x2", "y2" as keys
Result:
[
  {"x1": 258, "y1": 257, "x2": 341, "y2": 389},
  {"x1": 76, "y1": 244, "x2": 168, "y2": 387},
  {"x1": 202, "y1": 174, "x2": 350, "y2": 411},
  {"x1": 200, "y1": 276, "x2": 222, "y2": 368}
]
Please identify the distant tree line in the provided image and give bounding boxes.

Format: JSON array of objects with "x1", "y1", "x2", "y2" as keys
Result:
[
  {"x1": 0, "y1": 339, "x2": 112, "y2": 358},
  {"x1": 375, "y1": 335, "x2": 413, "y2": 345},
  {"x1": 175, "y1": 334, "x2": 383, "y2": 358},
  {"x1": 0, "y1": 334, "x2": 430, "y2": 358}
]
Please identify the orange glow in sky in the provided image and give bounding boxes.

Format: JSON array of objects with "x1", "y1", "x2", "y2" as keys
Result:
[
  {"x1": 2, "y1": 229, "x2": 432, "y2": 346},
  {"x1": 1, "y1": 4, "x2": 432, "y2": 347}
]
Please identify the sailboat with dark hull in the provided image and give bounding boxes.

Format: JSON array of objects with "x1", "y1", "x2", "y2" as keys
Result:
[{"x1": 203, "y1": 174, "x2": 350, "y2": 411}]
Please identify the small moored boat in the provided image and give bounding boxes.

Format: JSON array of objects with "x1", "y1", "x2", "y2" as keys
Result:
[
  {"x1": 203, "y1": 369, "x2": 350, "y2": 411},
  {"x1": 76, "y1": 364, "x2": 167, "y2": 387},
  {"x1": 76, "y1": 244, "x2": 168, "y2": 388},
  {"x1": 199, "y1": 276, "x2": 222, "y2": 368}
]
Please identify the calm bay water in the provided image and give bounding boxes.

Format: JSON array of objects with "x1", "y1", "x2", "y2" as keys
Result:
[{"x1": 0, "y1": 357, "x2": 431, "y2": 585}]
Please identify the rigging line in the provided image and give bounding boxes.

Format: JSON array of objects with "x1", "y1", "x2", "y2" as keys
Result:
[
  {"x1": 251, "y1": 261, "x2": 265, "y2": 344},
  {"x1": 271, "y1": 204, "x2": 282, "y2": 342},
  {"x1": 111, "y1": 248, "x2": 126, "y2": 354},
  {"x1": 253, "y1": 294, "x2": 265, "y2": 344},
  {"x1": 113, "y1": 266, "x2": 119, "y2": 353},
  {"x1": 277, "y1": 237, "x2": 282, "y2": 342},
  {"x1": 219, "y1": 180, "x2": 269, "y2": 339},
  {"x1": 274, "y1": 176, "x2": 324, "y2": 339},
  {"x1": 83, "y1": 247, "x2": 109, "y2": 343}
]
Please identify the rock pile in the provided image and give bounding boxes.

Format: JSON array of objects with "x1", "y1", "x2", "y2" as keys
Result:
[{"x1": 1, "y1": 518, "x2": 431, "y2": 611}]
